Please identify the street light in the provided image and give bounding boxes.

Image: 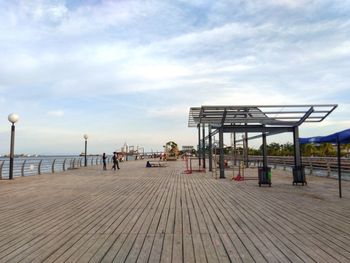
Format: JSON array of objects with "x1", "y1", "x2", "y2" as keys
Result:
[
  {"x1": 8, "y1": 113, "x2": 19, "y2": 180},
  {"x1": 83, "y1": 134, "x2": 88, "y2": 167}
]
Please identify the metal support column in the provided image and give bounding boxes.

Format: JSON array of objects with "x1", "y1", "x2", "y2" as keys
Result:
[
  {"x1": 293, "y1": 126, "x2": 305, "y2": 185},
  {"x1": 337, "y1": 137, "x2": 342, "y2": 198},
  {"x1": 198, "y1": 124, "x2": 201, "y2": 167},
  {"x1": 208, "y1": 125, "x2": 212, "y2": 172},
  {"x1": 244, "y1": 131, "x2": 249, "y2": 167},
  {"x1": 259, "y1": 131, "x2": 271, "y2": 186},
  {"x1": 219, "y1": 127, "x2": 225, "y2": 179},
  {"x1": 262, "y1": 132, "x2": 268, "y2": 168},
  {"x1": 202, "y1": 124, "x2": 206, "y2": 169},
  {"x1": 293, "y1": 127, "x2": 302, "y2": 167},
  {"x1": 233, "y1": 132, "x2": 237, "y2": 166}
]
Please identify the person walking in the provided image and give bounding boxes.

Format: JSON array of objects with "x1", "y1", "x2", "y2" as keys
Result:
[
  {"x1": 112, "y1": 152, "x2": 120, "y2": 170},
  {"x1": 102, "y1": 153, "x2": 107, "y2": 170}
]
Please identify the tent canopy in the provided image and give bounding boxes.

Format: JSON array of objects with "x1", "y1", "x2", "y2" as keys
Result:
[{"x1": 300, "y1": 129, "x2": 350, "y2": 144}]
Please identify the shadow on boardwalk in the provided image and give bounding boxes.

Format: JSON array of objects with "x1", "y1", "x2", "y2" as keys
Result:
[{"x1": 0, "y1": 160, "x2": 349, "y2": 262}]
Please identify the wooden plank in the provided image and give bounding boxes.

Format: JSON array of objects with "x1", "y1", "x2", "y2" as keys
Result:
[
  {"x1": 148, "y1": 233, "x2": 164, "y2": 263},
  {"x1": 192, "y1": 233, "x2": 208, "y2": 263},
  {"x1": 0, "y1": 160, "x2": 349, "y2": 263},
  {"x1": 183, "y1": 233, "x2": 195, "y2": 263},
  {"x1": 124, "y1": 233, "x2": 146, "y2": 263},
  {"x1": 135, "y1": 234, "x2": 155, "y2": 263},
  {"x1": 160, "y1": 233, "x2": 173, "y2": 263}
]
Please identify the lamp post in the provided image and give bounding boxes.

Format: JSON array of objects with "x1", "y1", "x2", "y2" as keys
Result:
[
  {"x1": 83, "y1": 134, "x2": 88, "y2": 167},
  {"x1": 8, "y1": 113, "x2": 19, "y2": 180}
]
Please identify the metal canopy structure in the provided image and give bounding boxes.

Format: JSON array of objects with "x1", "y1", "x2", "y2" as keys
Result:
[
  {"x1": 300, "y1": 128, "x2": 350, "y2": 198},
  {"x1": 189, "y1": 105, "x2": 337, "y2": 127},
  {"x1": 188, "y1": 104, "x2": 338, "y2": 184}
]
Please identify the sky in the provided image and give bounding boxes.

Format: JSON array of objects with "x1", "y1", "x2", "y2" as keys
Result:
[{"x1": 0, "y1": 0, "x2": 350, "y2": 155}]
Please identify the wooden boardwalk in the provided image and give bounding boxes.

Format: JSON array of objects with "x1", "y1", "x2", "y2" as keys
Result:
[{"x1": 0, "y1": 160, "x2": 349, "y2": 263}]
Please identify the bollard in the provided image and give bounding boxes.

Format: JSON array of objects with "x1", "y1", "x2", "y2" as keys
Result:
[
  {"x1": 21, "y1": 160, "x2": 27, "y2": 176},
  {"x1": 0, "y1": 161, "x2": 4, "y2": 179},
  {"x1": 38, "y1": 160, "x2": 43, "y2": 174},
  {"x1": 52, "y1": 159, "x2": 56, "y2": 173}
]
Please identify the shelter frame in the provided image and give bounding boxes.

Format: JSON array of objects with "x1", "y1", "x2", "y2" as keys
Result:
[
  {"x1": 300, "y1": 128, "x2": 350, "y2": 197},
  {"x1": 188, "y1": 104, "x2": 337, "y2": 184}
]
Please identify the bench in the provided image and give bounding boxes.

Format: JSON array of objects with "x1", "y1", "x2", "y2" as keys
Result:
[{"x1": 147, "y1": 161, "x2": 167, "y2": 167}]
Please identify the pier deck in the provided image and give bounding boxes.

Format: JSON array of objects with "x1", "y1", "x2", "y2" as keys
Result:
[{"x1": 0, "y1": 160, "x2": 350, "y2": 262}]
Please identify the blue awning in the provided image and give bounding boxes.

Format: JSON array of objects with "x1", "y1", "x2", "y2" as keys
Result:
[{"x1": 300, "y1": 129, "x2": 350, "y2": 144}]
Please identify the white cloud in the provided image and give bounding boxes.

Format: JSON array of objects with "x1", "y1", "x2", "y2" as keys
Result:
[
  {"x1": 47, "y1": 110, "x2": 64, "y2": 117},
  {"x1": 267, "y1": 0, "x2": 313, "y2": 9}
]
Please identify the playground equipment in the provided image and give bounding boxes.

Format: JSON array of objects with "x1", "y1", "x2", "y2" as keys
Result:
[
  {"x1": 164, "y1": 141, "x2": 179, "y2": 161},
  {"x1": 232, "y1": 161, "x2": 245, "y2": 181},
  {"x1": 183, "y1": 156, "x2": 205, "y2": 174},
  {"x1": 230, "y1": 160, "x2": 269, "y2": 186}
]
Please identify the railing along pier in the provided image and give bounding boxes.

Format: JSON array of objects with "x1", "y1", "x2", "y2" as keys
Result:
[
  {"x1": 0, "y1": 156, "x2": 111, "y2": 179},
  {"x1": 222, "y1": 155, "x2": 350, "y2": 179}
]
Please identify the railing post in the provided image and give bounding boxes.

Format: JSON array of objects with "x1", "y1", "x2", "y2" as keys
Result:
[
  {"x1": 80, "y1": 158, "x2": 82, "y2": 167},
  {"x1": 309, "y1": 161, "x2": 313, "y2": 175},
  {"x1": 73, "y1": 158, "x2": 76, "y2": 169},
  {"x1": 21, "y1": 160, "x2": 27, "y2": 177},
  {"x1": 96, "y1": 157, "x2": 98, "y2": 165},
  {"x1": 63, "y1": 158, "x2": 66, "y2": 171},
  {"x1": 52, "y1": 159, "x2": 56, "y2": 173},
  {"x1": 38, "y1": 160, "x2": 43, "y2": 175},
  {"x1": 327, "y1": 161, "x2": 331, "y2": 177},
  {"x1": 0, "y1": 161, "x2": 4, "y2": 179},
  {"x1": 91, "y1": 157, "x2": 93, "y2": 166}
]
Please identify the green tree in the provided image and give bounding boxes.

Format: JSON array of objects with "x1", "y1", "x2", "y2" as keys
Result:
[
  {"x1": 267, "y1": 142, "x2": 281, "y2": 156},
  {"x1": 281, "y1": 143, "x2": 294, "y2": 156},
  {"x1": 318, "y1": 143, "x2": 336, "y2": 157},
  {"x1": 248, "y1": 147, "x2": 261, "y2": 155},
  {"x1": 301, "y1": 143, "x2": 317, "y2": 157},
  {"x1": 341, "y1": 143, "x2": 350, "y2": 157}
]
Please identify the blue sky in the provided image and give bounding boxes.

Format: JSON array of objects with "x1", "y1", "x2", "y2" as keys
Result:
[{"x1": 0, "y1": 0, "x2": 350, "y2": 155}]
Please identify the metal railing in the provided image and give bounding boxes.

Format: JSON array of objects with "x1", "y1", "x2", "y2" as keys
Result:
[
  {"x1": 0, "y1": 156, "x2": 112, "y2": 179},
  {"x1": 224, "y1": 155, "x2": 350, "y2": 178}
]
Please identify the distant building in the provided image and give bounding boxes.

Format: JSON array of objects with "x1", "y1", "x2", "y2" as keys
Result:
[{"x1": 182, "y1": 146, "x2": 194, "y2": 152}]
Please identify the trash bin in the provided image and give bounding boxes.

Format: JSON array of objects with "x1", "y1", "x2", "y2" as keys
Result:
[
  {"x1": 258, "y1": 167, "x2": 271, "y2": 187},
  {"x1": 293, "y1": 166, "x2": 306, "y2": 185}
]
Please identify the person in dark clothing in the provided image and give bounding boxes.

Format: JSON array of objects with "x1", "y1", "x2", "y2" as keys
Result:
[
  {"x1": 112, "y1": 152, "x2": 120, "y2": 170},
  {"x1": 102, "y1": 153, "x2": 107, "y2": 170}
]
